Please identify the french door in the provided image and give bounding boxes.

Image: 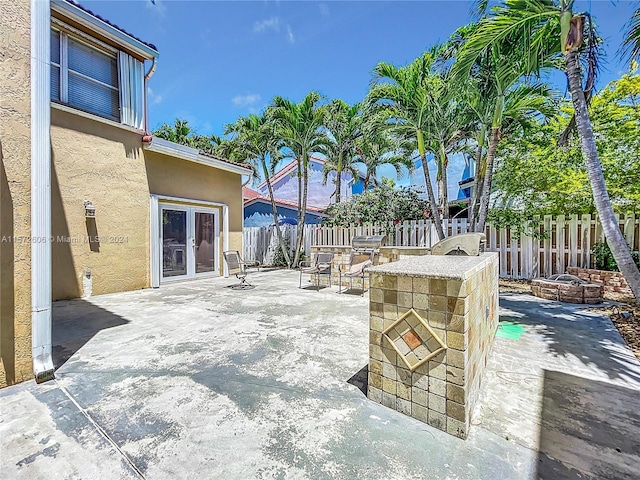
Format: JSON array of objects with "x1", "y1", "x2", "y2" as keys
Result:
[{"x1": 160, "y1": 203, "x2": 219, "y2": 281}]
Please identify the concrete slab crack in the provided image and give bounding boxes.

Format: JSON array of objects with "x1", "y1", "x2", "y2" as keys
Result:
[{"x1": 55, "y1": 380, "x2": 146, "y2": 479}]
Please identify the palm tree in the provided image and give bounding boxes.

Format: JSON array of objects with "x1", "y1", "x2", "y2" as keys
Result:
[
  {"x1": 354, "y1": 127, "x2": 415, "y2": 190},
  {"x1": 452, "y1": 19, "x2": 558, "y2": 232},
  {"x1": 225, "y1": 114, "x2": 292, "y2": 267},
  {"x1": 455, "y1": 0, "x2": 640, "y2": 301},
  {"x1": 368, "y1": 53, "x2": 446, "y2": 240},
  {"x1": 622, "y1": 7, "x2": 640, "y2": 63},
  {"x1": 153, "y1": 118, "x2": 224, "y2": 155},
  {"x1": 269, "y1": 92, "x2": 328, "y2": 268},
  {"x1": 321, "y1": 100, "x2": 363, "y2": 203}
]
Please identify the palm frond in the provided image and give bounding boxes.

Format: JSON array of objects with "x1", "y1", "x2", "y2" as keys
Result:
[{"x1": 621, "y1": 7, "x2": 640, "y2": 63}]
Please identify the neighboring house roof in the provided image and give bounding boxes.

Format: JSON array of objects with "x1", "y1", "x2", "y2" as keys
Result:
[
  {"x1": 243, "y1": 193, "x2": 326, "y2": 215},
  {"x1": 142, "y1": 136, "x2": 252, "y2": 176},
  {"x1": 257, "y1": 154, "x2": 366, "y2": 190},
  {"x1": 53, "y1": 0, "x2": 159, "y2": 58},
  {"x1": 257, "y1": 155, "x2": 326, "y2": 190},
  {"x1": 243, "y1": 187, "x2": 261, "y2": 200}
]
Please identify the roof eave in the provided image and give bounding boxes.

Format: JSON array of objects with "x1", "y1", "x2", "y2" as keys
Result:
[
  {"x1": 143, "y1": 137, "x2": 252, "y2": 176},
  {"x1": 51, "y1": 0, "x2": 159, "y2": 59}
]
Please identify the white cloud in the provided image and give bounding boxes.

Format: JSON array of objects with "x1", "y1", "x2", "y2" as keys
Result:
[
  {"x1": 147, "y1": 87, "x2": 163, "y2": 106},
  {"x1": 286, "y1": 25, "x2": 295, "y2": 44},
  {"x1": 254, "y1": 16, "x2": 280, "y2": 33},
  {"x1": 231, "y1": 93, "x2": 261, "y2": 107},
  {"x1": 318, "y1": 3, "x2": 330, "y2": 17}
]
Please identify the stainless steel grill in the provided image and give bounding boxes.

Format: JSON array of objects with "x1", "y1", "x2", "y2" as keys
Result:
[
  {"x1": 430, "y1": 233, "x2": 486, "y2": 256},
  {"x1": 351, "y1": 235, "x2": 387, "y2": 253}
]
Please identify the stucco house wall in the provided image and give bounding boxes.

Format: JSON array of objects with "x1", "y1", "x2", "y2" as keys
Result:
[
  {"x1": 144, "y1": 150, "x2": 244, "y2": 269},
  {"x1": 0, "y1": 1, "x2": 247, "y2": 388},
  {"x1": 0, "y1": 0, "x2": 33, "y2": 386},
  {"x1": 51, "y1": 107, "x2": 150, "y2": 300}
]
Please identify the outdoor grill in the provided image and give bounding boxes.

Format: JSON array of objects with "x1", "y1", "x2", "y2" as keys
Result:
[
  {"x1": 351, "y1": 235, "x2": 387, "y2": 253},
  {"x1": 430, "y1": 233, "x2": 486, "y2": 256}
]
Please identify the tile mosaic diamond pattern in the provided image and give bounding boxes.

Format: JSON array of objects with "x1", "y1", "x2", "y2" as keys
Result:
[{"x1": 382, "y1": 308, "x2": 447, "y2": 371}]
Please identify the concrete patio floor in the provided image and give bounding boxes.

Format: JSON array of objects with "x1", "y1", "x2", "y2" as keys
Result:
[{"x1": 1, "y1": 269, "x2": 640, "y2": 479}]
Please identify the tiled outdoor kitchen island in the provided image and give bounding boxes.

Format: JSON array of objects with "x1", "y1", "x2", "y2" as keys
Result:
[{"x1": 366, "y1": 253, "x2": 499, "y2": 439}]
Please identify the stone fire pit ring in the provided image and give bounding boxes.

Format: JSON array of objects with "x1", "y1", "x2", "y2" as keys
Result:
[{"x1": 531, "y1": 274, "x2": 603, "y2": 304}]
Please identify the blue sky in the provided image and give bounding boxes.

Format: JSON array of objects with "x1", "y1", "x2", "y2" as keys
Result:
[{"x1": 83, "y1": 0, "x2": 636, "y2": 194}]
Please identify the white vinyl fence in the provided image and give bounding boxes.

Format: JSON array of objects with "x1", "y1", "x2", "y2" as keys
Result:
[{"x1": 243, "y1": 214, "x2": 640, "y2": 279}]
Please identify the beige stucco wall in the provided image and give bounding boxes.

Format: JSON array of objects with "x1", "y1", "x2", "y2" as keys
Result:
[
  {"x1": 50, "y1": 119, "x2": 245, "y2": 300},
  {"x1": 0, "y1": 0, "x2": 33, "y2": 387},
  {"x1": 51, "y1": 108, "x2": 150, "y2": 300},
  {"x1": 144, "y1": 150, "x2": 244, "y2": 270}
]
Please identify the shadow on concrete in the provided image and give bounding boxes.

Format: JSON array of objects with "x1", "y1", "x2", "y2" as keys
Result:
[
  {"x1": 52, "y1": 299, "x2": 129, "y2": 370},
  {"x1": 0, "y1": 142, "x2": 15, "y2": 384},
  {"x1": 338, "y1": 289, "x2": 367, "y2": 297},
  {"x1": 500, "y1": 295, "x2": 640, "y2": 382},
  {"x1": 537, "y1": 369, "x2": 640, "y2": 480},
  {"x1": 347, "y1": 364, "x2": 368, "y2": 395}
]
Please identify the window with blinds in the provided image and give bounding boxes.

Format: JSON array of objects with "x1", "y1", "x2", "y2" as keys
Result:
[{"x1": 51, "y1": 28, "x2": 120, "y2": 121}]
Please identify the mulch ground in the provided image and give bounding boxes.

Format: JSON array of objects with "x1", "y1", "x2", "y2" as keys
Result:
[{"x1": 498, "y1": 278, "x2": 640, "y2": 361}]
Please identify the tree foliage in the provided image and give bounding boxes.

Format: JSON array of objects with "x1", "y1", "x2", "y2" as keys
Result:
[
  {"x1": 323, "y1": 180, "x2": 431, "y2": 235},
  {"x1": 493, "y1": 73, "x2": 640, "y2": 215}
]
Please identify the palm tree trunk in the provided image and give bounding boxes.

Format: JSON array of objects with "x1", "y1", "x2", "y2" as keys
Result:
[
  {"x1": 417, "y1": 131, "x2": 445, "y2": 240},
  {"x1": 263, "y1": 160, "x2": 291, "y2": 268},
  {"x1": 336, "y1": 153, "x2": 343, "y2": 203},
  {"x1": 293, "y1": 155, "x2": 309, "y2": 268},
  {"x1": 566, "y1": 51, "x2": 640, "y2": 302},
  {"x1": 439, "y1": 145, "x2": 449, "y2": 219},
  {"x1": 476, "y1": 126, "x2": 500, "y2": 233},
  {"x1": 469, "y1": 130, "x2": 485, "y2": 229}
]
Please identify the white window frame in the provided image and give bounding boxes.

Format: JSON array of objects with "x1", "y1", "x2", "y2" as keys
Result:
[{"x1": 51, "y1": 25, "x2": 120, "y2": 121}]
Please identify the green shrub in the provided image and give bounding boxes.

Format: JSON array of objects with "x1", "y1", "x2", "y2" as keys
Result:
[{"x1": 591, "y1": 241, "x2": 640, "y2": 272}]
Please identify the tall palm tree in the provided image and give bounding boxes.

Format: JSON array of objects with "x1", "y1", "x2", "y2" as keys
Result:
[
  {"x1": 368, "y1": 53, "x2": 446, "y2": 240},
  {"x1": 269, "y1": 92, "x2": 328, "y2": 268},
  {"x1": 321, "y1": 100, "x2": 363, "y2": 203},
  {"x1": 225, "y1": 114, "x2": 292, "y2": 267},
  {"x1": 455, "y1": 0, "x2": 640, "y2": 301},
  {"x1": 452, "y1": 21, "x2": 558, "y2": 232}
]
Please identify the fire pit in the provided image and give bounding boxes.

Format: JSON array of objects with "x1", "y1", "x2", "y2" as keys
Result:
[{"x1": 531, "y1": 274, "x2": 603, "y2": 304}]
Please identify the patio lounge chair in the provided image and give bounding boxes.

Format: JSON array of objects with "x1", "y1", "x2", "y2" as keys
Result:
[
  {"x1": 299, "y1": 252, "x2": 334, "y2": 291},
  {"x1": 223, "y1": 250, "x2": 257, "y2": 290},
  {"x1": 338, "y1": 250, "x2": 374, "y2": 296}
]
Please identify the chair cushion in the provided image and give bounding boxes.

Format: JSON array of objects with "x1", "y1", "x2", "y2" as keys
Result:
[{"x1": 348, "y1": 260, "x2": 371, "y2": 275}]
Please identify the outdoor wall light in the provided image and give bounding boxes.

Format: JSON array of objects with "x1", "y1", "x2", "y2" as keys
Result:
[{"x1": 84, "y1": 200, "x2": 96, "y2": 218}]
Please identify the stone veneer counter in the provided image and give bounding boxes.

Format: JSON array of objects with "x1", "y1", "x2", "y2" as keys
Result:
[{"x1": 365, "y1": 252, "x2": 499, "y2": 439}]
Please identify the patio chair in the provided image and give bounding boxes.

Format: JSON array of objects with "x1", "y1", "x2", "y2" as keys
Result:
[
  {"x1": 338, "y1": 250, "x2": 375, "y2": 296},
  {"x1": 299, "y1": 252, "x2": 334, "y2": 291},
  {"x1": 223, "y1": 250, "x2": 257, "y2": 290}
]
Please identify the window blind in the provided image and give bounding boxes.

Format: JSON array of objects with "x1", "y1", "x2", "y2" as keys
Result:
[
  {"x1": 51, "y1": 30, "x2": 61, "y2": 101},
  {"x1": 67, "y1": 37, "x2": 119, "y2": 120}
]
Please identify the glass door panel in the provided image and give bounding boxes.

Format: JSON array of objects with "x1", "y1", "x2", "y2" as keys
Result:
[
  {"x1": 162, "y1": 209, "x2": 188, "y2": 278},
  {"x1": 195, "y1": 212, "x2": 215, "y2": 274}
]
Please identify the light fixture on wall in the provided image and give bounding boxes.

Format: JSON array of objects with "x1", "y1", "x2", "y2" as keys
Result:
[{"x1": 84, "y1": 200, "x2": 96, "y2": 218}]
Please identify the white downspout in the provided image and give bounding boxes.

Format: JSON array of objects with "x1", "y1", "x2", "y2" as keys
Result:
[
  {"x1": 31, "y1": 0, "x2": 54, "y2": 383},
  {"x1": 143, "y1": 58, "x2": 157, "y2": 134},
  {"x1": 223, "y1": 205, "x2": 229, "y2": 277}
]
